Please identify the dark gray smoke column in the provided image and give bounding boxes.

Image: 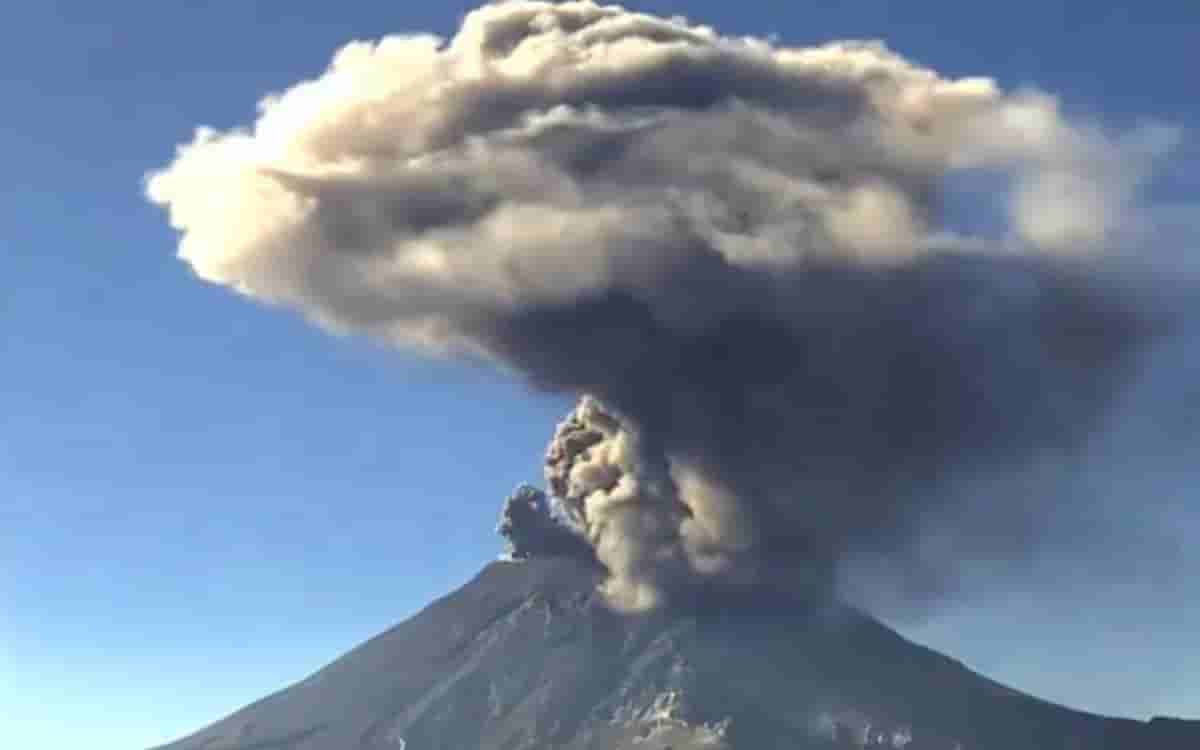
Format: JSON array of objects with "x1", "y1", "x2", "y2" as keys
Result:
[
  {"x1": 147, "y1": 1, "x2": 1185, "y2": 611},
  {"x1": 534, "y1": 261, "x2": 1160, "y2": 608}
]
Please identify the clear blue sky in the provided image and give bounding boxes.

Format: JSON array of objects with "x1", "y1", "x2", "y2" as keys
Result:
[{"x1": 1, "y1": 2, "x2": 1197, "y2": 748}]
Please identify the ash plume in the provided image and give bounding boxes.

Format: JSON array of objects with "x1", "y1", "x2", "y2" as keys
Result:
[
  {"x1": 497, "y1": 484, "x2": 593, "y2": 562},
  {"x1": 147, "y1": 1, "x2": 1195, "y2": 613}
]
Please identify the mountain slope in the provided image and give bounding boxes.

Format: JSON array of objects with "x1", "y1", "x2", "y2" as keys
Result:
[{"x1": 152, "y1": 557, "x2": 1198, "y2": 750}]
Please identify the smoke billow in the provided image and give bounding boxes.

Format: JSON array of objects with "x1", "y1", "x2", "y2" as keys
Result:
[
  {"x1": 497, "y1": 483, "x2": 594, "y2": 562},
  {"x1": 147, "y1": 1, "x2": 1195, "y2": 613}
]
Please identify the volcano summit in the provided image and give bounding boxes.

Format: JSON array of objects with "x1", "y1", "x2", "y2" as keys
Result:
[{"x1": 151, "y1": 545, "x2": 1199, "y2": 750}]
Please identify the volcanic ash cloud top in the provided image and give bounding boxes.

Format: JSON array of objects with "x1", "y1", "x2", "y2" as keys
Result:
[{"x1": 148, "y1": 0, "x2": 1190, "y2": 613}]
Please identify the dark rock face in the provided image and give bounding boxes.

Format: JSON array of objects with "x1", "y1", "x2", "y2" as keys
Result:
[{"x1": 151, "y1": 558, "x2": 1198, "y2": 750}]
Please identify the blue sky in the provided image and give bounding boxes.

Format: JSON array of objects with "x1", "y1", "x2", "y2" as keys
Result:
[{"x1": 1, "y1": 2, "x2": 1197, "y2": 748}]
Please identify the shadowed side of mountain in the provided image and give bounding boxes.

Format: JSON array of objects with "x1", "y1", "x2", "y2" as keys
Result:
[{"x1": 151, "y1": 557, "x2": 1200, "y2": 750}]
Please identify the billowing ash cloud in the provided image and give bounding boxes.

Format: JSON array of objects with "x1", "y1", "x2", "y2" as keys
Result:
[
  {"x1": 497, "y1": 484, "x2": 593, "y2": 562},
  {"x1": 147, "y1": 1, "x2": 1194, "y2": 613}
]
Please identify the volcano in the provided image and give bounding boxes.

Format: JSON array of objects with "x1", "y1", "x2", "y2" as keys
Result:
[{"x1": 151, "y1": 555, "x2": 1196, "y2": 750}]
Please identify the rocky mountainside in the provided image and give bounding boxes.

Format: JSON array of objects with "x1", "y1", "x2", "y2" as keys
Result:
[{"x1": 152, "y1": 557, "x2": 1198, "y2": 750}]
